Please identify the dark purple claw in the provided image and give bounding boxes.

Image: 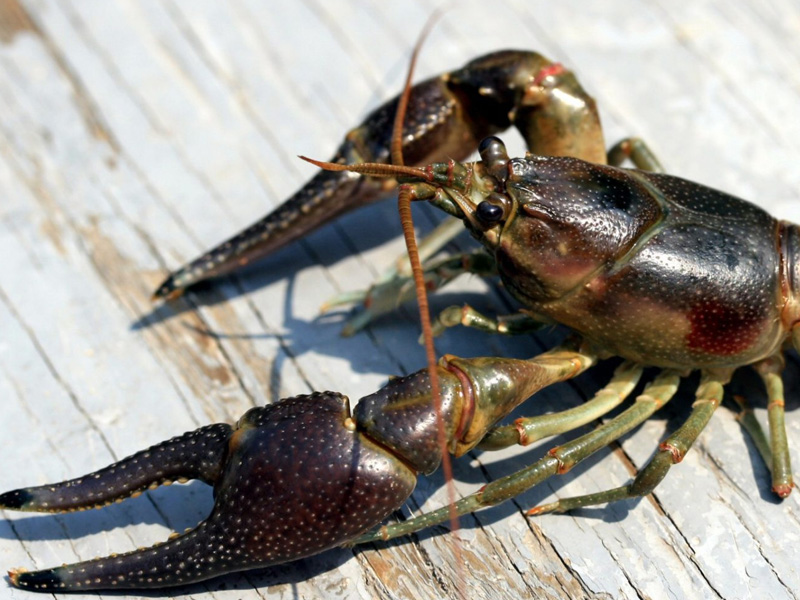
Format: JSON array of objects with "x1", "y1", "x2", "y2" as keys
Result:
[
  {"x1": 151, "y1": 169, "x2": 370, "y2": 301},
  {"x1": 151, "y1": 50, "x2": 585, "y2": 302},
  {"x1": 4, "y1": 392, "x2": 418, "y2": 591},
  {"x1": 0, "y1": 423, "x2": 233, "y2": 513}
]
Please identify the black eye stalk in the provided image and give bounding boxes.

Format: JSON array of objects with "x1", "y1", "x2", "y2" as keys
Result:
[
  {"x1": 475, "y1": 135, "x2": 511, "y2": 228},
  {"x1": 478, "y1": 136, "x2": 510, "y2": 181},
  {"x1": 476, "y1": 192, "x2": 512, "y2": 226},
  {"x1": 477, "y1": 199, "x2": 505, "y2": 223},
  {"x1": 476, "y1": 137, "x2": 513, "y2": 228}
]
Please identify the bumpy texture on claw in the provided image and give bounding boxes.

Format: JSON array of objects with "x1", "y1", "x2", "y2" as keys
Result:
[
  {"x1": 3, "y1": 393, "x2": 416, "y2": 591},
  {"x1": 0, "y1": 423, "x2": 233, "y2": 513}
]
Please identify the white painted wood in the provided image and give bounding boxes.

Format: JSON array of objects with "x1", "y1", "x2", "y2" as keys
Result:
[{"x1": 0, "y1": 1, "x2": 798, "y2": 598}]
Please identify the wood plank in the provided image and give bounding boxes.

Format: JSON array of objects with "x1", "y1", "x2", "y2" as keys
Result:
[{"x1": 0, "y1": 1, "x2": 798, "y2": 598}]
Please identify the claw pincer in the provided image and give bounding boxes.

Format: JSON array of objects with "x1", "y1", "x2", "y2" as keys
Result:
[
  {"x1": 151, "y1": 50, "x2": 604, "y2": 300},
  {"x1": 2, "y1": 393, "x2": 421, "y2": 590},
  {"x1": 2, "y1": 350, "x2": 586, "y2": 591}
]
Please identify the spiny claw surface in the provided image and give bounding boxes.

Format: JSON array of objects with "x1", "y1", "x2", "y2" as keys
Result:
[{"x1": 2, "y1": 393, "x2": 416, "y2": 591}]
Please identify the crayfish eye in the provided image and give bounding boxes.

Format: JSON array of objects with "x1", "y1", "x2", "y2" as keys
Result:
[
  {"x1": 476, "y1": 192, "x2": 511, "y2": 225},
  {"x1": 477, "y1": 201, "x2": 503, "y2": 222},
  {"x1": 478, "y1": 136, "x2": 509, "y2": 180}
]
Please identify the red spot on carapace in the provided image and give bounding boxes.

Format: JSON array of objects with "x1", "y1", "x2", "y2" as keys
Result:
[{"x1": 687, "y1": 299, "x2": 762, "y2": 356}]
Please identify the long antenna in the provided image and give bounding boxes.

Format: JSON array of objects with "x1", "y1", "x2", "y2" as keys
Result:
[{"x1": 391, "y1": 12, "x2": 466, "y2": 597}]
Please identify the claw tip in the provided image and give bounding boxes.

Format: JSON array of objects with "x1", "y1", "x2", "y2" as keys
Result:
[
  {"x1": 8, "y1": 568, "x2": 63, "y2": 591},
  {"x1": 151, "y1": 278, "x2": 184, "y2": 303},
  {"x1": 8, "y1": 568, "x2": 24, "y2": 587},
  {"x1": 0, "y1": 489, "x2": 33, "y2": 510}
]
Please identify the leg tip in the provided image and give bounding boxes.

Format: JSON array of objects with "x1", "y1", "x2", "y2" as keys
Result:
[
  {"x1": 151, "y1": 276, "x2": 184, "y2": 302},
  {"x1": 773, "y1": 482, "x2": 794, "y2": 499}
]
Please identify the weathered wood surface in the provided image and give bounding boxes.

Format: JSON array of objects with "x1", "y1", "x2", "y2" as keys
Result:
[{"x1": 1, "y1": 1, "x2": 799, "y2": 599}]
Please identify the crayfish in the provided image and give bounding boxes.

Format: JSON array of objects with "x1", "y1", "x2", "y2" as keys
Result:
[{"x1": 2, "y1": 44, "x2": 796, "y2": 592}]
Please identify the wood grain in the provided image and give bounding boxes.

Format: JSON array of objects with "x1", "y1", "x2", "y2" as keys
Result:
[{"x1": 1, "y1": 1, "x2": 798, "y2": 599}]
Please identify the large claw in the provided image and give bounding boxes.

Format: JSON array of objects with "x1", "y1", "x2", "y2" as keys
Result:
[
  {"x1": 2, "y1": 347, "x2": 592, "y2": 591},
  {"x1": 2, "y1": 393, "x2": 417, "y2": 591},
  {"x1": 152, "y1": 50, "x2": 605, "y2": 303}
]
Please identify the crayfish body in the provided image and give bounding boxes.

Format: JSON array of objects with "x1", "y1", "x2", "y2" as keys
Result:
[{"x1": 3, "y1": 47, "x2": 797, "y2": 593}]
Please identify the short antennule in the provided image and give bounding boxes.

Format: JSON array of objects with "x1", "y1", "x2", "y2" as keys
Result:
[{"x1": 298, "y1": 155, "x2": 432, "y2": 180}]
